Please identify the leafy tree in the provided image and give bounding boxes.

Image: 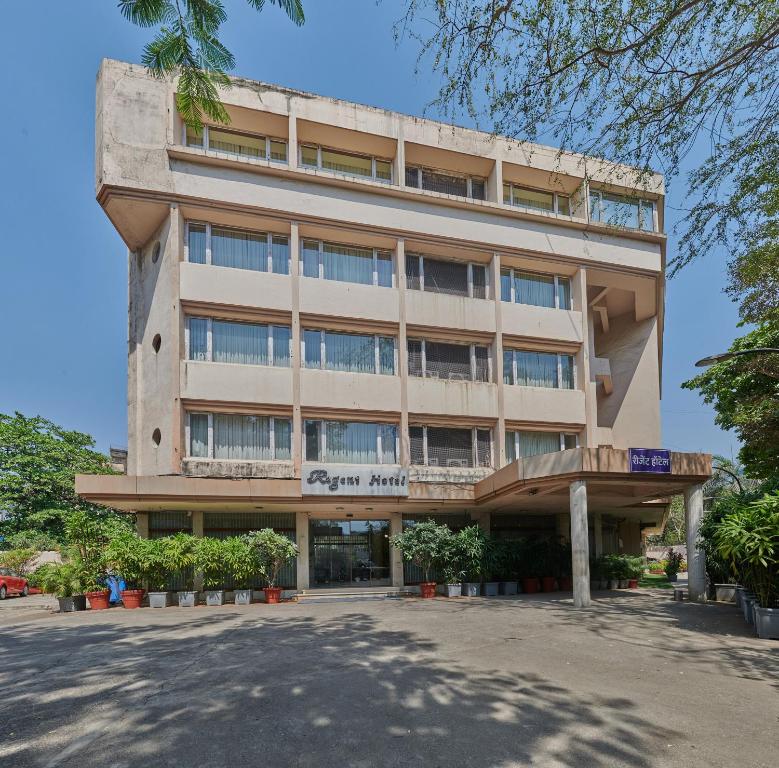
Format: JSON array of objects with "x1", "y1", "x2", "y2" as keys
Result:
[
  {"x1": 397, "y1": 1, "x2": 779, "y2": 278},
  {"x1": 0, "y1": 412, "x2": 120, "y2": 541},
  {"x1": 0, "y1": 548, "x2": 38, "y2": 577},
  {"x1": 683, "y1": 322, "x2": 779, "y2": 479},
  {"x1": 390, "y1": 520, "x2": 452, "y2": 583},
  {"x1": 119, "y1": 0, "x2": 305, "y2": 130}
]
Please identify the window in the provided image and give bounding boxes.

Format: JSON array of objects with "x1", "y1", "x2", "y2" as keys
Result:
[
  {"x1": 405, "y1": 166, "x2": 486, "y2": 200},
  {"x1": 304, "y1": 420, "x2": 398, "y2": 464},
  {"x1": 303, "y1": 329, "x2": 395, "y2": 375},
  {"x1": 301, "y1": 240, "x2": 393, "y2": 287},
  {"x1": 184, "y1": 125, "x2": 288, "y2": 162},
  {"x1": 503, "y1": 350, "x2": 576, "y2": 389},
  {"x1": 589, "y1": 191, "x2": 656, "y2": 231},
  {"x1": 300, "y1": 144, "x2": 392, "y2": 182},
  {"x1": 187, "y1": 413, "x2": 291, "y2": 461},
  {"x1": 503, "y1": 183, "x2": 570, "y2": 215},
  {"x1": 405, "y1": 253, "x2": 488, "y2": 299},
  {"x1": 187, "y1": 317, "x2": 290, "y2": 367},
  {"x1": 505, "y1": 430, "x2": 578, "y2": 462},
  {"x1": 500, "y1": 267, "x2": 571, "y2": 309},
  {"x1": 407, "y1": 339, "x2": 490, "y2": 382},
  {"x1": 186, "y1": 222, "x2": 290, "y2": 275},
  {"x1": 410, "y1": 426, "x2": 492, "y2": 468}
]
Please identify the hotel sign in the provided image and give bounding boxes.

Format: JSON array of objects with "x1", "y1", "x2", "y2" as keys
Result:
[
  {"x1": 629, "y1": 448, "x2": 671, "y2": 474},
  {"x1": 302, "y1": 464, "x2": 409, "y2": 497}
]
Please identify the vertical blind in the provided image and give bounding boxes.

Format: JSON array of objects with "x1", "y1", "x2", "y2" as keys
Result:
[
  {"x1": 500, "y1": 268, "x2": 571, "y2": 309},
  {"x1": 305, "y1": 420, "x2": 398, "y2": 464},
  {"x1": 302, "y1": 240, "x2": 393, "y2": 287},
  {"x1": 189, "y1": 319, "x2": 290, "y2": 367},
  {"x1": 189, "y1": 414, "x2": 291, "y2": 461},
  {"x1": 187, "y1": 224, "x2": 289, "y2": 274},
  {"x1": 503, "y1": 350, "x2": 574, "y2": 389},
  {"x1": 304, "y1": 330, "x2": 395, "y2": 374}
]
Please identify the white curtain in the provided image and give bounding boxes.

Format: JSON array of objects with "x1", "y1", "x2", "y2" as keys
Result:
[
  {"x1": 380, "y1": 425, "x2": 398, "y2": 464},
  {"x1": 560, "y1": 355, "x2": 574, "y2": 389},
  {"x1": 519, "y1": 431, "x2": 560, "y2": 458},
  {"x1": 272, "y1": 326, "x2": 291, "y2": 367},
  {"x1": 188, "y1": 224, "x2": 207, "y2": 264},
  {"x1": 325, "y1": 421, "x2": 378, "y2": 464},
  {"x1": 274, "y1": 419, "x2": 291, "y2": 460},
  {"x1": 505, "y1": 432, "x2": 517, "y2": 463},
  {"x1": 325, "y1": 331, "x2": 375, "y2": 373},
  {"x1": 516, "y1": 351, "x2": 558, "y2": 388},
  {"x1": 271, "y1": 236, "x2": 289, "y2": 274},
  {"x1": 211, "y1": 227, "x2": 267, "y2": 271},
  {"x1": 214, "y1": 415, "x2": 271, "y2": 460},
  {"x1": 557, "y1": 278, "x2": 571, "y2": 309},
  {"x1": 302, "y1": 240, "x2": 320, "y2": 278},
  {"x1": 379, "y1": 337, "x2": 395, "y2": 374},
  {"x1": 323, "y1": 243, "x2": 373, "y2": 285},
  {"x1": 515, "y1": 272, "x2": 555, "y2": 308},
  {"x1": 189, "y1": 318, "x2": 208, "y2": 360},
  {"x1": 190, "y1": 414, "x2": 209, "y2": 457},
  {"x1": 212, "y1": 321, "x2": 268, "y2": 365},
  {"x1": 376, "y1": 253, "x2": 393, "y2": 287}
]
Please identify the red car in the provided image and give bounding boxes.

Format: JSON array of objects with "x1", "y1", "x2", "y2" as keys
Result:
[{"x1": 0, "y1": 568, "x2": 29, "y2": 599}]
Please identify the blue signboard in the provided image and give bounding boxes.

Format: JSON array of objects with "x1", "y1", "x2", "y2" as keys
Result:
[{"x1": 629, "y1": 448, "x2": 671, "y2": 474}]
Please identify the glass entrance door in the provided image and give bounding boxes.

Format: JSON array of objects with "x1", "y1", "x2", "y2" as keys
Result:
[{"x1": 310, "y1": 519, "x2": 391, "y2": 587}]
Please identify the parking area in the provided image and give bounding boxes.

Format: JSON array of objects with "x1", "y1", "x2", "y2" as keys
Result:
[{"x1": 1, "y1": 591, "x2": 776, "y2": 768}]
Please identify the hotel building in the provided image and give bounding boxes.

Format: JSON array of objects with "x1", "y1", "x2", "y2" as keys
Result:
[{"x1": 77, "y1": 59, "x2": 711, "y2": 605}]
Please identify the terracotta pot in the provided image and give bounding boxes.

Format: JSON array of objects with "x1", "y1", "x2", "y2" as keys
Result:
[
  {"x1": 121, "y1": 589, "x2": 145, "y2": 609},
  {"x1": 264, "y1": 587, "x2": 283, "y2": 604},
  {"x1": 521, "y1": 578, "x2": 540, "y2": 594},
  {"x1": 541, "y1": 576, "x2": 558, "y2": 593},
  {"x1": 86, "y1": 590, "x2": 111, "y2": 610},
  {"x1": 558, "y1": 576, "x2": 573, "y2": 591},
  {"x1": 419, "y1": 581, "x2": 437, "y2": 599},
  {"x1": 628, "y1": 579, "x2": 639, "y2": 589}
]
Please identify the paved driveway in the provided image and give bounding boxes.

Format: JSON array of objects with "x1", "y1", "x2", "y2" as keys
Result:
[{"x1": 1, "y1": 591, "x2": 776, "y2": 768}]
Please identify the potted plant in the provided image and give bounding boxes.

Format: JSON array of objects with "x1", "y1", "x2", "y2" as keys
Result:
[
  {"x1": 481, "y1": 536, "x2": 500, "y2": 597},
  {"x1": 664, "y1": 549, "x2": 683, "y2": 583},
  {"x1": 626, "y1": 556, "x2": 643, "y2": 589},
  {"x1": 165, "y1": 533, "x2": 198, "y2": 606},
  {"x1": 224, "y1": 535, "x2": 258, "y2": 604},
  {"x1": 390, "y1": 520, "x2": 450, "y2": 598},
  {"x1": 195, "y1": 536, "x2": 227, "y2": 606},
  {"x1": 616, "y1": 555, "x2": 630, "y2": 589},
  {"x1": 249, "y1": 528, "x2": 298, "y2": 603},
  {"x1": 495, "y1": 539, "x2": 519, "y2": 595},
  {"x1": 39, "y1": 563, "x2": 87, "y2": 612},
  {"x1": 552, "y1": 538, "x2": 573, "y2": 591},
  {"x1": 438, "y1": 526, "x2": 464, "y2": 597},
  {"x1": 603, "y1": 555, "x2": 619, "y2": 589},
  {"x1": 104, "y1": 531, "x2": 148, "y2": 608},
  {"x1": 145, "y1": 537, "x2": 172, "y2": 607},
  {"x1": 456, "y1": 525, "x2": 487, "y2": 597}
]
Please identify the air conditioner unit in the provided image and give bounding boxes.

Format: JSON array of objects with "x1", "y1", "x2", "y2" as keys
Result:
[{"x1": 446, "y1": 459, "x2": 468, "y2": 468}]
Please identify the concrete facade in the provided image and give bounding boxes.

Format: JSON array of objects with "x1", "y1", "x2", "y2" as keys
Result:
[{"x1": 79, "y1": 59, "x2": 712, "y2": 599}]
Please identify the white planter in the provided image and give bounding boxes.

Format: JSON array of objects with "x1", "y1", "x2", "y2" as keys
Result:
[
  {"x1": 499, "y1": 581, "x2": 518, "y2": 595},
  {"x1": 444, "y1": 583, "x2": 462, "y2": 598},
  {"x1": 178, "y1": 591, "x2": 199, "y2": 607},
  {"x1": 618, "y1": 579, "x2": 629, "y2": 589},
  {"x1": 148, "y1": 591, "x2": 171, "y2": 608},
  {"x1": 607, "y1": 579, "x2": 618, "y2": 590},
  {"x1": 715, "y1": 584, "x2": 737, "y2": 603},
  {"x1": 755, "y1": 607, "x2": 779, "y2": 640},
  {"x1": 461, "y1": 582, "x2": 480, "y2": 597},
  {"x1": 205, "y1": 590, "x2": 225, "y2": 606},
  {"x1": 234, "y1": 589, "x2": 253, "y2": 605}
]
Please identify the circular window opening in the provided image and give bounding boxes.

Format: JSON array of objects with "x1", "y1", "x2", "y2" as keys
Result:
[
  {"x1": 152, "y1": 334, "x2": 162, "y2": 353},
  {"x1": 152, "y1": 428, "x2": 161, "y2": 447},
  {"x1": 151, "y1": 241, "x2": 161, "y2": 264}
]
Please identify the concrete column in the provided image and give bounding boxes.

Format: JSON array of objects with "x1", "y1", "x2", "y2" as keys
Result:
[
  {"x1": 471, "y1": 510, "x2": 491, "y2": 535},
  {"x1": 574, "y1": 267, "x2": 596, "y2": 448},
  {"x1": 397, "y1": 239, "x2": 410, "y2": 466},
  {"x1": 136, "y1": 512, "x2": 149, "y2": 539},
  {"x1": 288, "y1": 111, "x2": 298, "y2": 170},
  {"x1": 390, "y1": 512, "x2": 404, "y2": 587},
  {"x1": 593, "y1": 512, "x2": 603, "y2": 558},
  {"x1": 492, "y1": 251, "x2": 507, "y2": 466},
  {"x1": 486, "y1": 156, "x2": 503, "y2": 203},
  {"x1": 295, "y1": 512, "x2": 310, "y2": 591},
  {"x1": 393, "y1": 119, "x2": 405, "y2": 187},
  {"x1": 570, "y1": 481, "x2": 591, "y2": 608},
  {"x1": 191, "y1": 510, "x2": 204, "y2": 591},
  {"x1": 290, "y1": 222, "x2": 302, "y2": 477},
  {"x1": 684, "y1": 483, "x2": 706, "y2": 602}
]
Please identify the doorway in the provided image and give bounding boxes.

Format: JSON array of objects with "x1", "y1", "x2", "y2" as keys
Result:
[{"x1": 309, "y1": 519, "x2": 391, "y2": 587}]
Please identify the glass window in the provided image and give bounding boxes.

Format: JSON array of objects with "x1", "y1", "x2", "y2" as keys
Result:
[
  {"x1": 271, "y1": 236, "x2": 290, "y2": 275},
  {"x1": 189, "y1": 414, "x2": 209, "y2": 457},
  {"x1": 405, "y1": 166, "x2": 420, "y2": 187},
  {"x1": 423, "y1": 258, "x2": 468, "y2": 297},
  {"x1": 380, "y1": 424, "x2": 398, "y2": 464},
  {"x1": 324, "y1": 331, "x2": 376, "y2": 374},
  {"x1": 471, "y1": 178, "x2": 486, "y2": 200},
  {"x1": 560, "y1": 354, "x2": 575, "y2": 389},
  {"x1": 471, "y1": 264, "x2": 487, "y2": 299},
  {"x1": 375, "y1": 159, "x2": 392, "y2": 181},
  {"x1": 379, "y1": 337, "x2": 395, "y2": 375},
  {"x1": 214, "y1": 414, "x2": 272, "y2": 460},
  {"x1": 557, "y1": 277, "x2": 571, "y2": 309},
  {"x1": 209, "y1": 129, "x2": 265, "y2": 159},
  {"x1": 407, "y1": 339, "x2": 423, "y2": 377},
  {"x1": 512, "y1": 186, "x2": 555, "y2": 212},
  {"x1": 500, "y1": 268, "x2": 512, "y2": 302},
  {"x1": 212, "y1": 227, "x2": 267, "y2": 271},
  {"x1": 186, "y1": 126, "x2": 203, "y2": 148},
  {"x1": 325, "y1": 421, "x2": 378, "y2": 464},
  {"x1": 272, "y1": 326, "x2": 291, "y2": 367},
  {"x1": 323, "y1": 243, "x2": 374, "y2": 285},
  {"x1": 503, "y1": 183, "x2": 512, "y2": 204},
  {"x1": 305, "y1": 420, "x2": 321, "y2": 461},
  {"x1": 275, "y1": 419, "x2": 292, "y2": 460},
  {"x1": 476, "y1": 429, "x2": 492, "y2": 467},
  {"x1": 518, "y1": 431, "x2": 562, "y2": 458},
  {"x1": 321, "y1": 148, "x2": 373, "y2": 178},
  {"x1": 640, "y1": 200, "x2": 655, "y2": 231},
  {"x1": 503, "y1": 350, "x2": 514, "y2": 385},
  {"x1": 409, "y1": 426, "x2": 424, "y2": 465},
  {"x1": 516, "y1": 351, "x2": 559, "y2": 388},
  {"x1": 505, "y1": 431, "x2": 517, "y2": 464},
  {"x1": 269, "y1": 139, "x2": 287, "y2": 162},
  {"x1": 377, "y1": 253, "x2": 393, "y2": 287},
  {"x1": 212, "y1": 321, "x2": 268, "y2": 366},
  {"x1": 303, "y1": 330, "x2": 322, "y2": 368},
  {"x1": 188, "y1": 318, "x2": 208, "y2": 360},
  {"x1": 302, "y1": 239, "x2": 320, "y2": 278},
  {"x1": 188, "y1": 223, "x2": 207, "y2": 264},
  {"x1": 405, "y1": 254, "x2": 421, "y2": 290},
  {"x1": 557, "y1": 196, "x2": 571, "y2": 216},
  {"x1": 563, "y1": 433, "x2": 578, "y2": 450},
  {"x1": 427, "y1": 427, "x2": 473, "y2": 468},
  {"x1": 426, "y1": 341, "x2": 471, "y2": 381},
  {"x1": 421, "y1": 168, "x2": 468, "y2": 197},
  {"x1": 474, "y1": 345, "x2": 489, "y2": 383},
  {"x1": 300, "y1": 144, "x2": 318, "y2": 167},
  {"x1": 516, "y1": 272, "x2": 555, "y2": 308},
  {"x1": 590, "y1": 191, "x2": 652, "y2": 229}
]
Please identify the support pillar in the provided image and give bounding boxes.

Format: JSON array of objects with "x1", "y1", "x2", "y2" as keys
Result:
[
  {"x1": 295, "y1": 512, "x2": 309, "y2": 591},
  {"x1": 570, "y1": 480, "x2": 591, "y2": 608},
  {"x1": 390, "y1": 512, "x2": 404, "y2": 587},
  {"x1": 684, "y1": 483, "x2": 706, "y2": 602},
  {"x1": 135, "y1": 511, "x2": 149, "y2": 539},
  {"x1": 593, "y1": 512, "x2": 603, "y2": 558}
]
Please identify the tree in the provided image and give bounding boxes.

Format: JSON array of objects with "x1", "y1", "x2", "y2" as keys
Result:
[
  {"x1": 119, "y1": 0, "x2": 305, "y2": 130},
  {"x1": 390, "y1": 520, "x2": 452, "y2": 583},
  {"x1": 397, "y1": 1, "x2": 779, "y2": 278},
  {"x1": 0, "y1": 412, "x2": 120, "y2": 540},
  {"x1": 683, "y1": 322, "x2": 779, "y2": 480}
]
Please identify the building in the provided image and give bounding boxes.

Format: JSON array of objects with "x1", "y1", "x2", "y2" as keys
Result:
[{"x1": 77, "y1": 59, "x2": 711, "y2": 606}]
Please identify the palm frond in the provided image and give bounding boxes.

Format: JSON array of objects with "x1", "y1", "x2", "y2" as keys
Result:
[
  {"x1": 118, "y1": 0, "x2": 172, "y2": 27},
  {"x1": 246, "y1": 0, "x2": 305, "y2": 26}
]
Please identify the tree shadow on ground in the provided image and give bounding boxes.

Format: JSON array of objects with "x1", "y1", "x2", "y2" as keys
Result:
[{"x1": 1, "y1": 606, "x2": 681, "y2": 768}]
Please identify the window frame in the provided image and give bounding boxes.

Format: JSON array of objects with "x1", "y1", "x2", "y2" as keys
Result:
[
  {"x1": 502, "y1": 182, "x2": 570, "y2": 215},
  {"x1": 185, "y1": 221, "x2": 290, "y2": 275},
  {"x1": 300, "y1": 238, "x2": 395, "y2": 288},
  {"x1": 185, "y1": 316, "x2": 291, "y2": 367},
  {"x1": 298, "y1": 142, "x2": 393, "y2": 183},
  {"x1": 500, "y1": 267, "x2": 570, "y2": 309},
  {"x1": 503, "y1": 349, "x2": 577, "y2": 390},
  {"x1": 302, "y1": 419, "x2": 400, "y2": 465},
  {"x1": 504, "y1": 430, "x2": 579, "y2": 464},
  {"x1": 405, "y1": 165, "x2": 487, "y2": 200},
  {"x1": 185, "y1": 412, "x2": 292, "y2": 461},
  {"x1": 409, "y1": 425, "x2": 493, "y2": 469},
  {"x1": 405, "y1": 253, "x2": 489, "y2": 299},
  {"x1": 588, "y1": 190, "x2": 657, "y2": 232},
  {"x1": 301, "y1": 328, "x2": 397, "y2": 375},
  {"x1": 407, "y1": 338, "x2": 492, "y2": 383},
  {"x1": 183, "y1": 124, "x2": 288, "y2": 163}
]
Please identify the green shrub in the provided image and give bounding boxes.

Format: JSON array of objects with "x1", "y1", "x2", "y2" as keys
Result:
[
  {"x1": 194, "y1": 536, "x2": 228, "y2": 590},
  {"x1": 38, "y1": 563, "x2": 85, "y2": 598},
  {"x1": 3, "y1": 530, "x2": 60, "y2": 552},
  {"x1": 163, "y1": 533, "x2": 197, "y2": 590},
  {"x1": 104, "y1": 531, "x2": 151, "y2": 590},
  {"x1": 247, "y1": 529, "x2": 297, "y2": 589},
  {"x1": 455, "y1": 525, "x2": 489, "y2": 582},
  {"x1": 664, "y1": 549, "x2": 684, "y2": 578},
  {"x1": 223, "y1": 536, "x2": 260, "y2": 589},
  {"x1": 0, "y1": 548, "x2": 38, "y2": 577},
  {"x1": 391, "y1": 520, "x2": 452, "y2": 583}
]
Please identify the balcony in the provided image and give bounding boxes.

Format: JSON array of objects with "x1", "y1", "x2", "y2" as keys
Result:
[
  {"x1": 503, "y1": 385, "x2": 585, "y2": 426},
  {"x1": 181, "y1": 361, "x2": 293, "y2": 406}
]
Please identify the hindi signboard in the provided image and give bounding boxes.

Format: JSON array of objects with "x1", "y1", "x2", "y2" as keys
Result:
[{"x1": 628, "y1": 448, "x2": 671, "y2": 474}]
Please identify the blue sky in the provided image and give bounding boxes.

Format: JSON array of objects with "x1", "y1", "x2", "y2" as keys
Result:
[{"x1": 0, "y1": 1, "x2": 741, "y2": 460}]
